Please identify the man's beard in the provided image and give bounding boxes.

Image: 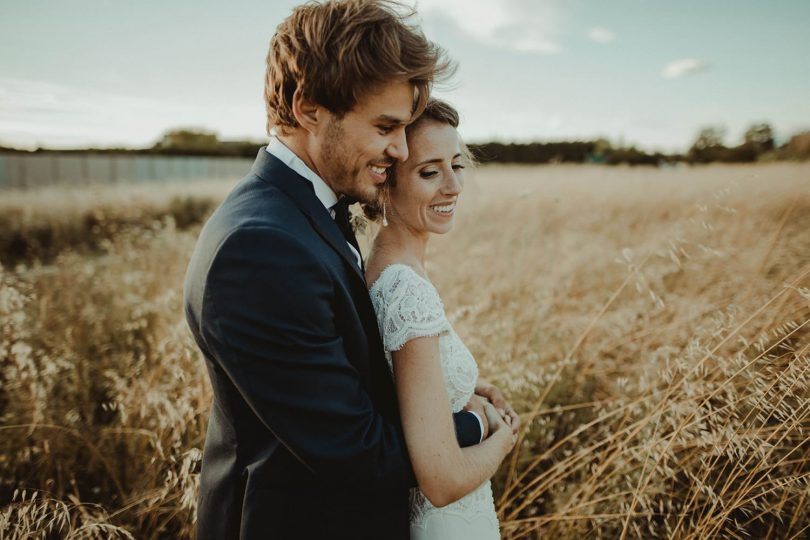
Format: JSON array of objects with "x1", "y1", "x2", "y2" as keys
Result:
[{"x1": 321, "y1": 117, "x2": 382, "y2": 205}]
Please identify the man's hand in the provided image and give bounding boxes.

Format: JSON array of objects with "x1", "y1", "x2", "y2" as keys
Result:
[
  {"x1": 475, "y1": 379, "x2": 520, "y2": 437},
  {"x1": 463, "y1": 394, "x2": 490, "y2": 439}
]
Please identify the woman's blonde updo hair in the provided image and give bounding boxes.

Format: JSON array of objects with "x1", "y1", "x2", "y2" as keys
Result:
[{"x1": 362, "y1": 98, "x2": 473, "y2": 220}]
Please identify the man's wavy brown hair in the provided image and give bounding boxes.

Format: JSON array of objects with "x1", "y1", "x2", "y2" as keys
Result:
[{"x1": 265, "y1": 0, "x2": 454, "y2": 135}]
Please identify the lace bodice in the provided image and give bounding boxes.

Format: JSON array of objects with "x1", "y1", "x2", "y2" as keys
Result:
[
  {"x1": 369, "y1": 264, "x2": 478, "y2": 412},
  {"x1": 369, "y1": 264, "x2": 499, "y2": 537}
]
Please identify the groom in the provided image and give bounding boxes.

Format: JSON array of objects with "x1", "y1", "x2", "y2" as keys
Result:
[{"x1": 184, "y1": 1, "x2": 516, "y2": 538}]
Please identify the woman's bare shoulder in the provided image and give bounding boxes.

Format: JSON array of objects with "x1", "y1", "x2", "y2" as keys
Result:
[{"x1": 365, "y1": 255, "x2": 426, "y2": 290}]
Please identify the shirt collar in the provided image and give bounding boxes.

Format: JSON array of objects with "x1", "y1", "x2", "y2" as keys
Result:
[{"x1": 265, "y1": 133, "x2": 338, "y2": 210}]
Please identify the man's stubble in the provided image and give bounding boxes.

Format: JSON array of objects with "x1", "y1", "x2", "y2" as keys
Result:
[{"x1": 321, "y1": 117, "x2": 382, "y2": 206}]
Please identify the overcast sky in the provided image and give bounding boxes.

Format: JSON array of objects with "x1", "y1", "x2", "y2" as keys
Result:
[{"x1": 2, "y1": 0, "x2": 808, "y2": 151}]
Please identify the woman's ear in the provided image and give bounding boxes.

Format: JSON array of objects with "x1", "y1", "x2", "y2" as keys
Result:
[{"x1": 291, "y1": 88, "x2": 321, "y2": 135}]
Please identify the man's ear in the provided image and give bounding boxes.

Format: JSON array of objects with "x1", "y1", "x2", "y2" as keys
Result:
[{"x1": 291, "y1": 88, "x2": 322, "y2": 135}]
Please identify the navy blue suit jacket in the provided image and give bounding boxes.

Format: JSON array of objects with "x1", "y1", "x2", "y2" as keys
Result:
[{"x1": 183, "y1": 149, "x2": 481, "y2": 539}]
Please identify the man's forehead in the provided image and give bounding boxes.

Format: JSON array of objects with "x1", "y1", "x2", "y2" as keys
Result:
[{"x1": 355, "y1": 81, "x2": 417, "y2": 120}]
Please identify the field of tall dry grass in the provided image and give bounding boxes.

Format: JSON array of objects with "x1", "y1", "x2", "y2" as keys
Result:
[{"x1": 1, "y1": 163, "x2": 808, "y2": 539}]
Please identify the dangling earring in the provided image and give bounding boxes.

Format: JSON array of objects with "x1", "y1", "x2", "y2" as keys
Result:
[{"x1": 382, "y1": 186, "x2": 389, "y2": 227}]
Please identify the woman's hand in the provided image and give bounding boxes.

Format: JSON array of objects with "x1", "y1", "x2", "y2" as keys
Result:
[
  {"x1": 482, "y1": 401, "x2": 517, "y2": 452},
  {"x1": 475, "y1": 379, "x2": 520, "y2": 437}
]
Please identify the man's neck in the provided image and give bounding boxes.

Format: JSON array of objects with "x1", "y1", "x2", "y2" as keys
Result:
[{"x1": 276, "y1": 132, "x2": 336, "y2": 193}]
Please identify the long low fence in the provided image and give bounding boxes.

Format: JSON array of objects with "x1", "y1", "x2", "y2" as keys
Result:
[{"x1": 0, "y1": 152, "x2": 256, "y2": 190}]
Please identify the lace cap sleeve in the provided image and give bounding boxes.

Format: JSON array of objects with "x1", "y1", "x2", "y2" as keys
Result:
[{"x1": 369, "y1": 264, "x2": 451, "y2": 352}]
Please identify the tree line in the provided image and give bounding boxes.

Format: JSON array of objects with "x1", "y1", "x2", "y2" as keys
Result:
[
  {"x1": 3, "y1": 124, "x2": 809, "y2": 166},
  {"x1": 471, "y1": 124, "x2": 809, "y2": 165}
]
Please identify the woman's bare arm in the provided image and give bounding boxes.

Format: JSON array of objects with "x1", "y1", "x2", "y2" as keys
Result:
[{"x1": 392, "y1": 334, "x2": 514, "y2": 507}]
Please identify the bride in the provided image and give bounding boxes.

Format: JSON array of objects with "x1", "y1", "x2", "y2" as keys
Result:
[{"x1": 364, "y1": 99, "x2": 520, "y2": 539}]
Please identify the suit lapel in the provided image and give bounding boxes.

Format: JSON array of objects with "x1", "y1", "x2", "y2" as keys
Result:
[{"x1": 251, "y1": 149, "x2": 366, "y2": 284}]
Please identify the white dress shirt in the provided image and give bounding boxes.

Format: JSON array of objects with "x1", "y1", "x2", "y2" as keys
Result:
[{"x1": 265, "y1": 136, "x2": 363, "y2": 269}]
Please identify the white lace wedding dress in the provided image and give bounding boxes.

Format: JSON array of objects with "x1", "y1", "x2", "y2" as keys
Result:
[{"x1": 369, "y1": 263, "x2": 500, "y2": 539}]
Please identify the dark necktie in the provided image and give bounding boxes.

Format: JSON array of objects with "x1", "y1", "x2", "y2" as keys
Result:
[{"x1": 332, "y1": 197, "x2": 363, "y2": 268}]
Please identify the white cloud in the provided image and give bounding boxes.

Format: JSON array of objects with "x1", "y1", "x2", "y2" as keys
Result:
[
  {"x1": 417, "y1": 0, "x2": 564, "y2": 54},
  {"x1": 661, "y1": 58, "x2": 709, "y2": 79},
  {"x1": 587, "y1": 27, "x2": 615, "y2": 44}
]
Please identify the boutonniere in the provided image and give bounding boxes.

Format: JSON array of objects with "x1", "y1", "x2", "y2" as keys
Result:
[{"x1": 349, "y1": 205, "x2": 369, "y2": 236}]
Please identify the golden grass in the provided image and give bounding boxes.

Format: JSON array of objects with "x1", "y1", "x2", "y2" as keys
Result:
[{"x1": 2, "y1": 163, "x2": 809, "y2": 539}]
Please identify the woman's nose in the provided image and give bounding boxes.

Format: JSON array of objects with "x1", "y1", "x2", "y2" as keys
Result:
[{"x1": 442, "y1": 167, "x2": 463, "y2": 195}]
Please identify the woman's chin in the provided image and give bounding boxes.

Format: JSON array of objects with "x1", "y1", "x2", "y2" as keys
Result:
[{"x1": 429, "y1": 221, "x2": 454, "y2": 235}]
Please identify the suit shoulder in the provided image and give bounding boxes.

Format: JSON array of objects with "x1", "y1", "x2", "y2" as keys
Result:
[
  {"x1": 214, "y1": 174, "x2": 301, "y2": 228},
  {"x1": 184, "y1": 174, "x2": 322, "y2": 301},
  {"x1": 215, "y1": 223, "x2": 316, "y2": 264},
  {"x1": 200, "y1": 174, "x2": 312, "y2": 244}
]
